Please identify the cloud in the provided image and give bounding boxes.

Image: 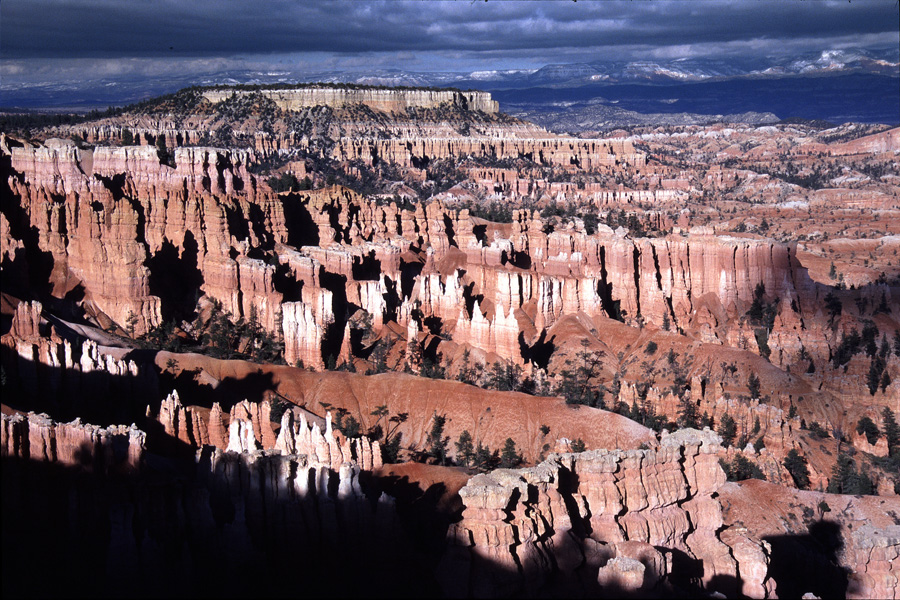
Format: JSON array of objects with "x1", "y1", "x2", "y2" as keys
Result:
[
  {"x1": 2, "y1": 0, "x2": 896, "y2": 59},
  {"x1": 0, "y1": 0, "x2": 896, "y2": 92}
]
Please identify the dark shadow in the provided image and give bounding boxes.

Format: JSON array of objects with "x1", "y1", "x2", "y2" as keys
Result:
[
  {"x1": 224, "y1": 203, "x2": 250, "y2": 241},
  {"x1": 596, "y1": 245, "x2": 624, "y2": 322},
  {"x1": 272, "y1": 261, "x2": 304, "y2": 302},
  {"x1": 382, "y1": 276, "x2": 401, "y2": 323},
  {"x1": 706, "y1": 574, "x2": 742, "y2": 599},
  {"x1": 660, "y1": 547, "x2": 705, "y2": 597},
  {"x1": 147, "y1": 233, "x2": 204, "y2": 322},
  {"x1": 473, "y1": 223, "x2": 488, "y2": 246},
  {"x1": 519, "y1": 330, "x2": 556, "y2": 370},
  {"x1": 247, "y1": 203, "x2": 273, "y2": 251},
  {"x1": 216, "y1": 369, "x2": 278, "y2": 407},
  {"x1": 352, "y1": 250, "x2": 382, "y2": 281},
  {"x1": 0, "y1": 154, "x2": 56, "y2": 302},
  {"x1": 443, "y1": 214, "x2": 457, "y2": 248},
  {"x1": 366, "y1": 472, "x2": 462, "y2": 565},
  {"x1": 423, "y1": 315, "x2": 445, "y2": 337},
  {"x1": 400, "y1": 258, "x2": 424, "y2": 300},
  {"x1": 93, "y1": 172, "x2": 126, "y2": 201},
  {"x1": 763, "y1": 519, "x2": 853, "y2": 599},
  {"x1": 3, "y1": 342, "x2": 873, "y2": 599},
  {"x1": 318, "y1": 268, "x2": 349, "y2": 367},
  {"x1": 1, "y1": 451, "x2": 442, "y2": 599},
  {"x1": 349, "y1": 327, "x2": 376, "y2": 360},
  {"x1": 507, "y1": 250, "x2": 532, "y2": 270},
  {"x1": 0, "y1": 337, "x2": 159, "y2": 428},
  {"x1": 462, "y1": 281, "x2": 485, "y2": 318}
]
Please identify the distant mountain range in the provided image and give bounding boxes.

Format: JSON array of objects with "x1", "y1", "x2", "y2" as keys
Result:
[
  {"x1": 300, "y1": 48, "x2": 900, "y2": 89},
  {"x1": 2, "y1": 48, "x2": 897, "y2": 127}
]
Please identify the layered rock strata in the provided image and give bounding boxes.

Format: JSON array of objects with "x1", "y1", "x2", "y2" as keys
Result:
[
  {"x1": 1, "y1": 410, "x2": 144, "y2": 472},
  {"x1": 201, "y1": 87, "x2": 500, "y2": 113},
  {"x1": 441, "y1": 428, "x2": 776, "y2": 597},
  {"x1": 5, "y1": 135, "x2": 820, "y2": 367}
]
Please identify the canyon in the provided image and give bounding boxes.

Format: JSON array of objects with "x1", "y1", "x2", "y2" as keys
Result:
[{"x1": 2, "y1": 85, "x2": 899, "y2": 598}]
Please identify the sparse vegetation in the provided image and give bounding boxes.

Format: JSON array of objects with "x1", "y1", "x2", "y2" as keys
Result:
[
  {"x1": 719, "y1": 455, "x2": 766, "y2": 482},
  {"x1": 783, "y1": 449, "x2": 811, "y2": 490}
]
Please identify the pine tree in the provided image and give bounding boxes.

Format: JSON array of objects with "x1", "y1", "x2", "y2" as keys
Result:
[
  {"x1": 824, "y1": 291, "x2": 841, "y2": 328},
  {"x1": 747, "y1": 373, "x2": 761, "y2": 399},
  {"x1": 499, "y1": 438, "x2": 524, "y2": 469},
  {"x1": 827, "y1": 454, "x2": 874, "y2": 495},
  {"x1": 718, "y1": 413, "x2": 737, "y2": 447},
  {"x1": 456, "y1": 349, "x2": 481, "y2": 385},
  {"x1": 455, "y1": 430, "x2": 475, "y2": 467},
  {"x1": 783, "y1": 449, "x2": 810, "y2": 490},
  {"x1": 866, "y1": 357, "x2": 885, "y2": 396},
  {"x1": 882, "y1": 407, "x2": 899, "y2": 456},
  {"x1": 473, "y1": 441, "x2": 498, "y2": 472},
  {"x1": 880, "y1": 369, "x2": 892, "y2": 393},
  {"x1": 827, "y1": 454, "x2": 855, "y2": 494},
  {"x1": 678, "y1": 396, "x2": 701, "y2": 429},
  {"x1": 426, "y1": 412, "x2": 450, "y2": 465},
  {"x1": 722, "y1": 454, "x2": 765, "y2": 482},
  {"x1": 748, "y1": 283, "x2": 766, "y2": 323}
]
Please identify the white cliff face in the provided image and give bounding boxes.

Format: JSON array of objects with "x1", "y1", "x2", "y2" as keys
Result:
[{"x1": 201, "y1": 87, "x2": 500, "y2": 114}]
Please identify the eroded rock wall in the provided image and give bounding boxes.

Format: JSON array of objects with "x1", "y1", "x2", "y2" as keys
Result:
[
  {"x1": 441, "y1": 428, "x2": 776, "y2": 597},
  {"x1": 1, "y1": 410, "x2": 144, "y2": 472}
]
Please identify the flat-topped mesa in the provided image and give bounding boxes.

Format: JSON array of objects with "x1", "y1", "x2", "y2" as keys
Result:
[{"x1": 201, "y1": 86, "x2": 499, "y2": 114}]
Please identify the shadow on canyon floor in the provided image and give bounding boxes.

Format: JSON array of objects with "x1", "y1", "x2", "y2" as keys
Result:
[
  {"x1": 2, "y1": 449, "x2": 861, "y2": 599},
  {"x1": 2, "y1": 452, "x2": 447, "y2": 599},
  {"x1": 763, "y1": 519, "x2": 857, "y2": 599}
]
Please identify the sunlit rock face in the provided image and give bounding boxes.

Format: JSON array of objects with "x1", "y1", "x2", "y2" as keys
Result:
[{"x1": 442, "y1": 429, "x2": 777, "y2": 597}]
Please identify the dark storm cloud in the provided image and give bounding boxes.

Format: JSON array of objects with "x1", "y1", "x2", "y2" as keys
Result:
[{"x1": 2, "y1": 0, "x2": 896, "y2": 59}]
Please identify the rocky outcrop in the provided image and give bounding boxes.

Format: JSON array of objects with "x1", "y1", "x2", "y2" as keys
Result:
[
  {"x1": 149, "y1": 390, "x2": 382, "y2": 471},
  {"x1": 6, "y1": 131, "x2": 822, "y2": 370},
  {"x1": 1, "y1": 410, "x2": 144, "y2": 472},
  {"x1": 441, "y1": 428, "x2": 776, "y2": 597},
  {"x1": 334, "y1": 135, "x2": 645, "y2": 170},
  {"x1": 717, "y1": 479, "x2": 900, "y2": 600},
  {"x1": 1, "y1": 301, "x2": 158, "y2": 422},
  {"x1": 274, "y1": 409, "x2": 382, "y2": 472},
  {"x1": 847, "y1": 524, "x2": 900, "y2": 600}
]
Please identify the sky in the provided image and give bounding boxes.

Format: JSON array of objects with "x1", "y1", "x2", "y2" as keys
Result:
[{"x1": 2, "y1": 0, "x2": 898, "y2": 94}]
